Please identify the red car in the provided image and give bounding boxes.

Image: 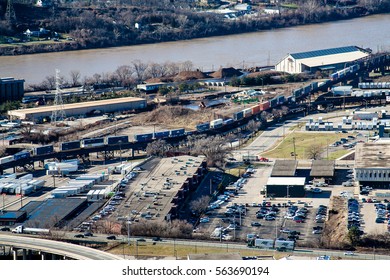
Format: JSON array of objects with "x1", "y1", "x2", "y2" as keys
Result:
[{"x1": 294, "y1": 219, "x2": 304, "y2": 223}]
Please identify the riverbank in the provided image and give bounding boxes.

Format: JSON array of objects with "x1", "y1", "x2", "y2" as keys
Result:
[{"x1": 0, "y1": 6, "x2": 389, "y2": 57}]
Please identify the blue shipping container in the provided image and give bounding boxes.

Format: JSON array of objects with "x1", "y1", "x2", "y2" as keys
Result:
[
  {"x1": 233, "y1": 111, "x2": 244, "y2": 121},
  {"x1": 134, "y1": 133, "x2": 153, "y2": 142},
  {"x1": 106, "y1": 135, "x2": 129, "y2": 145},
  {"x1": 196, "y1": 123, "x2": 210, "y2": 132},
  {"x1": 293, "y1": 89, "x2": 302, "y2": 98},
  {"x1": 60, "y1": 141, "x2": 81, "y2": 151},
  {"x1": 277, "y1": 96, "x2": 285, "y2": 104},
  {"x1": 83, "y1": 138, "x2": 105, "y2": 145},
  {"x1": 270, "y1": 98, "x2": 278, "y2": 108},
  {"x1": 223, "y1": 119, "x2": 234, "y2": 125},
  {"x1": 34, "y1": 145, "x2": 54, "y2": 156},
  {"x1": 14, "y1": 151, "x2": 30, "y2": 160},
  {"x1": 170, "y1": 129, "x2": 185, "y2": 137},
  {"x1": 311, "y1": 82, "x2": 318, "y2": 90},
  {"x1": 154, "y1": 131, "x2": 170, "y2": 139}
]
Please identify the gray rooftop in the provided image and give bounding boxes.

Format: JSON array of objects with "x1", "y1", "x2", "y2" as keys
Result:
[
  {"x1": 271, "y1": 160, "x2": 297, "y2": 177},
  {"x1": 355, "y1": 143, "x2": 390, "y2": 169},
  {"x1": 310, "y1": 160, "x2": 335, "y2": 177},
  {"x1": 291, "y1": 46, "x2": 362, "y2": 60}
]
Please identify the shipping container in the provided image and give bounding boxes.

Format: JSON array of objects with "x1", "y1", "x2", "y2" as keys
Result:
[
  {"x1": 293, "y1": 88, "x2": 302, "y2": 98},
  {"x1": 223, "y1": 119, "x2": 234, "y2": 125},
  {"x1": 13, "y1": 151, "x2": 30, "y2": 161},
  {"x1": 170, "y1": 128, "x2": 185, "y2": 137},
  {"x1": 0, "y1": 156, "x2": 15, "y2": 165},
  {"x1": 311, "y1": 81, "x2": 318, "y2": 90},
  {"x1": 277, "y1": 95, "x2": 285, "y2": 105},
  {"x1": 80, "y1": 138, "x2": 105, "y2": 148},
  {"x1": 60, "y1": 140, "x2": 81, "y2": 151},
  {"x1": 196, "y1": 122, "x2": 210, "y2": 132},
  {"x1": 243, "y1": 108, "x2": 252, "y2": 118},
  {"x1": 210, "y1": 119, "x2": 223, "y2": 129},
  {"x1": 259, "y1": 101, "x2": 270, "y2": 111},
  {"x1": 287, "y1": 95, "x2": 293, "y2": 103},
  {"x1": 233, "y1": 111, "x2": 244, "y2": 121},
  {"x1": 134, "y1": 133, "x2": 153, "y2": 142},
  {"x1": 153, "y1": 131, "x2": 170, "y2": 139},
  {"x1": 106, "y1": 135, "x2": 129, "y2": 145},
  {"x1": 270, "y1": 98, "x2": 278, "y2": 108},
  {"x1": 251, "y1": 104, "x2": 261, "y2": 115},
  {"x1": 32, "y1": 145, "x2": 54, "y2": 156}
]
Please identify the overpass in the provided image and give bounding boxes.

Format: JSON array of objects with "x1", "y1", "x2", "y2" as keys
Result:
[{"x1": 0, "y1": 234, "x2": 122, "y2": 260}]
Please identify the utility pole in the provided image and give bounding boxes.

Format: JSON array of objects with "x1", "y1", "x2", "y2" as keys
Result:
[
  {"x1": 51, "y1": 69, "x2": 66, "y2": 125},
  {"x1": 292, "y1": 137, "x2": 297, "y2": 161},
  {"x1": 6, "y1": 0, "x2": 16, "y2": 22}
]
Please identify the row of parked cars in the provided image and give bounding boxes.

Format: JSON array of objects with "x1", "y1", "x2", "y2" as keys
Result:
[
  {"x1": 374, "y1": 202, "x2": 390, "y2": 224},
  {"x1": 348, "y1": 199, "x2": 361, "y2": 230},
  {"x1": 284, "y1": 205, "x2": 309, "y2": 223},
  {"x1": 315, "y1": 205, "x2": 328, "y2": 223}
]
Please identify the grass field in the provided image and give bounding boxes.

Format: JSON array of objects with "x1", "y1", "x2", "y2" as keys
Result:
[
  {"x1": 261, "y1": 132, "x2": 351, "y2": 159},
  {"x1": 107, "y1": 242, "x2": 288, "y2": 260},
  {"x1": 327, "y1": 149, "x2": 352, "y2": 160}
]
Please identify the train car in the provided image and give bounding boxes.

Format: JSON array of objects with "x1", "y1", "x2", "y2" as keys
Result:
[
  {"x1": 196, "y1": 122, "x2": 210, "y2": 132},
  {"x1": 303, "y1": 85, "x2": 311, "y2": 95},
  {"x1": 32, "y1": 145, "x2": 54, "y2": 156},
  {"x1": 13, "y1": 151, "x2": 30, "y2": 161},
  {"x1": 106, "y1": 135, "x2": 129, "y2": 145},
  {"x1": 0, "y1": 155, "x2": 15, "y2": 165},
  {"x1": 311, "y1": 82, "x2": 318, "y2": 91},
  {"x1": 286, "y1": 95, "x2": 294, "y2": 103},
  {"x1": 134, "y1": 133, "x2": 154, "y2": 142},
  {"x1": 223, "y1": 119, "x2": 234, "y2": 125},
  {"x1": 243, "y1": 108, "x2": 252, "y2": 118},
  {"x1": 293, "y1": 88, "x2": 302, "y2": 98},
  {"x1": 170, "y1": 128, "x2": 185, "y2": 137},
  {"x1": 277, "y1": 96, "x2": 285, "y2": 105},
  {"x1": 233, "y1": 111, "x2": 244, "y2": 121},
  {"x1": 60, "y1": 140, "x2": 81, "y2": 151},
  {"x1": 259, "y1": 101, "x2": 270, "y2": 111},
  {"x1": 330, "y1": 72, "x2": 339, "y2": 81},
  {"x1": 251, "y1": 104, "x2": 261, "y2": 115},
  {"x1": 210, "y1": 119, "x2": 223, "y2": 129},
  {"x1": 154, "y1": 131, "x2": 170, "y2": 139},
  {"x1": 270, "y1": 98, "x2": 278, "y2": 108},
  {"x1": 80, "y1": 138, "x2": 105, "y2": 148}
]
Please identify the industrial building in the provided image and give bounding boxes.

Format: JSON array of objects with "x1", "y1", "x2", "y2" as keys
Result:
[
  {"x1": 310, "y1": 160, "x2": 335, "y2": 182},
  {"x1": 265, "y1": 177, "x2": 306, "y2": 198},
  {"x1": 355, "y1": 143, "x2": 390, "y2": 188},
  {"x1": 271, "y1": 160, "x2": 297, "y2": 177},
  {"x1": 275, "y1": 46, "x2": 370, "y2": 74},
  {"x1": 119, "y1": 156, "x2": 207, "y2": 222},
  {"x1": 0, "y1": 77, "x2": 25, "y2": 103},
  {"x1": 8, "y1": 97, "x2": 147, "y2": 121}
]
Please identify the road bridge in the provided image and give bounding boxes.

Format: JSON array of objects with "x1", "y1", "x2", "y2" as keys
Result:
[{"x1": 0, "y1": 234, "x2": 122, "y2": 260}]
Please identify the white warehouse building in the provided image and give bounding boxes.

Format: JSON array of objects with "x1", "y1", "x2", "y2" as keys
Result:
[
  {"x1": 275, "y1": 46, "x2": 370, "y2": 74},
  {"x1": 355, "y1": 143, "x2": 390, "y2": 188}
]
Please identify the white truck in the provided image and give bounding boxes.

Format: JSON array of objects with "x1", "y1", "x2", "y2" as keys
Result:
[{"x1": 12, "y1": 225, "x2": 50, "y2": 235}]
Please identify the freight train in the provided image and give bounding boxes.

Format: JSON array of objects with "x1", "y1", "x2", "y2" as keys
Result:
[{"x1": 0, "y1": 129, "x2": 188, "y2": 165}]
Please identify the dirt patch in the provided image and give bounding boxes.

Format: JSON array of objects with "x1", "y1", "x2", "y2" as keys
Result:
[
  {"x1": 210, "y1": 67, "x2": 243, "y2": 79},
  {"x1": 131, "y1": 105, "x2": 214, "y2": 130},
  {"x1": 321, "y1": 196, "x2": 349, "y2": 248}
]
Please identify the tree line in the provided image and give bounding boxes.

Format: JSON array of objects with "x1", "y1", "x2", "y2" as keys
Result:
[{"x1": 1, "y1": 0, "x2": 389, "y2": 55}]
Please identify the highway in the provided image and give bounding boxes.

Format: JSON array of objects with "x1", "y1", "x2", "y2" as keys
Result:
[{"x1": 0, "y1": 234, "x2": 123, "y2": 260}]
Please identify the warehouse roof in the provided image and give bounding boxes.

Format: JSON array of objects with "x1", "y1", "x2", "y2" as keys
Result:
[
  {"x1": 310, "y1": 160, "x2": 335, "y2": 177},
  {"x1": 271, "y1": 160, "x2": 297, "y2": 177},
  {"x1": 8, "y1": 97, "x2": 146, "y2": 115},
  {"x1": 355, "y1": 143, "x2": 390, "y2": 169},
  {"x1": 291, "y1": 46, "x2": 365, "y2": 60},
  {"x1": 266, "y1": 177, "x2": 306, "y2": 186},
  {"x1": 298, "y1": 51, "x2": 369, "y2": 68}
]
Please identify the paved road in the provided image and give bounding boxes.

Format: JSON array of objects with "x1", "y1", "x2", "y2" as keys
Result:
[{"x1": 0, "y1": 234, "x2": 123, "y2": 260}]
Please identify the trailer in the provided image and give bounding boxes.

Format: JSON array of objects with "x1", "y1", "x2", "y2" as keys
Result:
[
  {"x1": 60, "y1": 140, "x2": 81, "y2": 151},
  {"x1": 254, "y1": 239, "x2": 274, "y2": 249},
  {"x1": 32, "y1": 145, "x2": 54, "y2": 156},
  {"x1": 12, "y1": 225, "x2": 50, "y2": 235},
  {"x1": 274, "y1": 240, "x2": 295, "y2": 251}
]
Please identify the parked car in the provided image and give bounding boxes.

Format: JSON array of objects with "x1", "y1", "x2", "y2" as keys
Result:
[
  {"x1": 74, "y1": 234, "x2": 84, "y2": 238},
  {"x1": 251, "y1": 222, "x2": 262, "y2": 227},
  {"x1": 106, "y1": 235, "x2": 116, "y2": 240}
]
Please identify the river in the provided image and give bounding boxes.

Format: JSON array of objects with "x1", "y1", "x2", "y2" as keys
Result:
[{"x1": 0, "y1": 14, "x2": 389, "y2": 86}]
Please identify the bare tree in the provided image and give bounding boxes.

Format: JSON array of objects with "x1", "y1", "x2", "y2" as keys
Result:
[
  {"x1": 115, "y1": 65, "x2": 133, "y2": 86},
  {"x1": 132, "y1": 59, "x2": 148, "y2": 82},
  {"x1": 146, "y1": 139, "x2": 172, "y2": 157},
  {"x1": 306, "y1": 144, "x2": 323, "y2": 160},
  {"x1": 180, "y1": 60, "x2": 194, "y2": 72},
  {"x1": 190, "y1": 195, "x2": 211, "y2": 216},
  {"x1": 190, "y1": 135, "x2": 231, "y2": 167},
  {"x1": 246, "y1": 119, "x2": 260, "y2": 138},
  {"x1": 69, "y1": 70, "x2": 81, "y2": 87}
]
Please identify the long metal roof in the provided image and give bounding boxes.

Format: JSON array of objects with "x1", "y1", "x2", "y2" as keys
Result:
[
  {"x1": 310, "y1": 160, "x2": 335, "y2": 177},
  {"x1": 290, "y1": 46, "x2": 362, "y2": 60}
]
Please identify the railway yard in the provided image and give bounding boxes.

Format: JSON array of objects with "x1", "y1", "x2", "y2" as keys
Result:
[{"x1": 2, "y1": 58, "x2": 390, "y2": 260}]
